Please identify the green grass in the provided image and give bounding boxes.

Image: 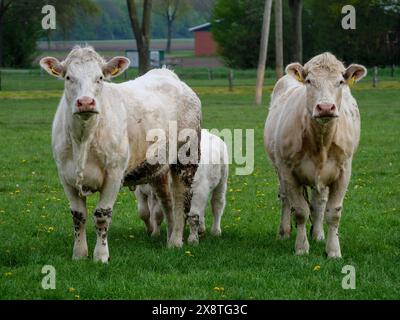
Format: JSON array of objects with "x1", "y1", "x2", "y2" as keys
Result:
[{"x1": 0, "y1": 72, "x2": 399, "y2": 299}]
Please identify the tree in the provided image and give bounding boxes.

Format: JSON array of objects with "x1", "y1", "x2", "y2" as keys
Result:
[
  {"x1": 275, "y1": 0, "x2": 283, "y2": 79},
  {"x1": 127, "y1": 0, "x2": 153, "y2": 75},
  {"x1": 288, "y1": 0, "x2": 303, "y2": 63},
  {"x1": 154, "y1": 0, "x2": 190, "y2": 53},
  {"x1": 213, "y1": 0, "x2": 266, "y2": 68},
  {"x1": 190, "y1": 0, "x2": 215, "y2": 20},
  {"x1": 255, "y1": 0, "x2": 272, "y2": 105},
  {"x1": 0, "y1": 0, "x2": 12, "y2": 66},
  {"x1": 0, "y1": 0, "x2": 98, "y2": 67}
]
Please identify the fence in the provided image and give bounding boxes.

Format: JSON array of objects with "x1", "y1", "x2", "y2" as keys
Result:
[{"x1": 0, "y1": 66, "x2": 398, "y2": 92}]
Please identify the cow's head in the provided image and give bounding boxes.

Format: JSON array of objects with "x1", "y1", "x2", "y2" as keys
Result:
[
  {"x1": 40, "y1": 46, "x2": 130, "y2": 118},
  {"x1": 286, "y1": 52, "x2": 366, "y2": 123}
]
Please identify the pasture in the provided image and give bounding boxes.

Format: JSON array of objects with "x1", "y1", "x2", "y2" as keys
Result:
[{"x1": 0, "y1": 69, "x2": 399, "y2": 299}]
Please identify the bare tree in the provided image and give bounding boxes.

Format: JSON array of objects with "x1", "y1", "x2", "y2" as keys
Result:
[
  {"x1": 288, "y1": 0, "x2": 303, "y2": 63},
  {"x1": 127, "y1": 0, "x2": 153, "y2": 75},
  {"x1": 275, "y1": 0, "x2": 283, "y2": 79},
  {"x1": 255, "y1": 0, "x2": 272, "y2": 105},
  {"x1": 155, "y1": 0, "x2": 189, "y2": 53}
]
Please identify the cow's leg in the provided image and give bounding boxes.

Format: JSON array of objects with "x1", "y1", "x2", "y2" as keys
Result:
[
  {"x1": 150, "y1": 173, "x2": 173, "y2": 239},
  {"x1": 278, "y1": 180, "x2": 292, "y2": 239},
  {"x1": 134, "y1": 189, "x2": 153, "y2": 234},
  {"x1": 188, "y1": 191, "x2": 208, "y2": 243},
  {"x1": 148, "y1": 193, "x2": 164, "y2": 237},
  {"x1": 63, "y1": 183, "x2": 88, "y2": 259},
  {"x1": 169, "y1": 163, "x2": 198, "y2": 248},
  {"x1": 310, "y1": 187, "x2": 328, "y2": 241},
  {"x1": 325, "y1": 164, "x2": 351, "y2": 258},
  {"x1": 282, "y1": 173, "x2": 310, "y2": 255},
  {"x1": 210, "y1": 181, "x2": 226, "y2": 236},
  {"x1": 93, "y1": 170, "x2": 123, "y2": 263}
]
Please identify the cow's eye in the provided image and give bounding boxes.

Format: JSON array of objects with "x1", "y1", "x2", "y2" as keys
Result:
[
  {"x1": 339, "y1": 80, "x2": 345, "y2": 85},
  {"x1": 66, "y1": 76, "x2": 70, "y2": 81},
  {"x1": 100, "y1": 76, "x2": 103, "y2": 81},
  {"x1": 305, "y1": 79, "x2": 311, "y2": 84}
]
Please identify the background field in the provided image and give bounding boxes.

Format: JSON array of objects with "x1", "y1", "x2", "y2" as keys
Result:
[{"x1": 0, "y1": 69, "x2": 399, "y2": 299}]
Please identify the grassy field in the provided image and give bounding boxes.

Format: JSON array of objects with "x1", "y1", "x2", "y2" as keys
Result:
[{"x1": 0, "y1": 70, "x2": 399, "y2": 299}]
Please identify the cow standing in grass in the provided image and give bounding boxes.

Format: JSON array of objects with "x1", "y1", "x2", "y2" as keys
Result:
[
  {"x1": 264, "y1": 52, "x2": 366, "y2": 257},
  {"x1": 40, "y1": 46, "x2": 201, "y2": 262},
  {"x1": 135, "y1": 130, "x2": 229, "y2": 242}
]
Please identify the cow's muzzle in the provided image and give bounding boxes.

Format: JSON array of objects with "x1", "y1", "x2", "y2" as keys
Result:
[
  {"x1": 74, "y1": 96, "x2": 99, "y2": 115},
  {"x1": 312, "y1": 103, "x2": 338, "y2": 120}
]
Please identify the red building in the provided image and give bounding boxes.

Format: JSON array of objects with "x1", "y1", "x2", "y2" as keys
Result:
[{"x1": 189, "y1": 23, "x2": 218, "y2": 56}]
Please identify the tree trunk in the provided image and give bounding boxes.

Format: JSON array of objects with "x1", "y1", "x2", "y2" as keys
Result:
[
  {"x1": 0, "y1": 18, "x2": 3, "y2": 67},
  {"x1": 166, "y1": 19, "x2": 172, "y2": 53},
  {"x1": 127, "y1": 0, "x2": 153, "y2": 75},
  {"x1": 289, "y1": 0, "x2": 303, "y2": 63},
  {"x1": 255, "y1": 0, "x2": 273, "y2": 105},
  {"x1": 274, "y1": 0, "x2": 283, "y2": 80}
]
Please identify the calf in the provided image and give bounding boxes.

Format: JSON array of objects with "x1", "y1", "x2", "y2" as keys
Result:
[
  {"x1": 135, "y1": 130, "x2": 229, "y2": 243},
  {"x1": 264, "y1": 52, "x2": 366, "y2": 257},
  {"x1": 40, "y1": 46, "x2": 201, "y2": 262}
]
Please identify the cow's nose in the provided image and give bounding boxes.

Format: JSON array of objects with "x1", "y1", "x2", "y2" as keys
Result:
[
  {"x1": 316, "y1": 103, "x2": 336, "y2": 116},
  {"x1": 76, "y1": 96, "x2": 95, "y2": 108}
]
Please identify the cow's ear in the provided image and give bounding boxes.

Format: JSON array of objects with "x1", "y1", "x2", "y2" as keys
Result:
[
  {"x1": 344, "y1": 64, "x2": 367, "y2": 84},
  {"x1": 286, "y1": 63, "x2": 306, "y2": 83},
  {"x1": 40, "y1": 57, "x2": 64, "y2": 78},
  {"x1": 103, "y1": 57, "x2": 130, "y2": 79}
]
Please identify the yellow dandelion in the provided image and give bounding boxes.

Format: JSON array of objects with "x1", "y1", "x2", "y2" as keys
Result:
[
  {"x1": 4, "y1": 272, "x2": 12, "y2": 277},
  {"x1": 74, "y1": 295, "x2": 80, "y2": 300},
  {"x1": 47, "y1": 227, "x2": 55, "y2": 233},
  {"x1": 213, "y1": 287, "x2": 225, "y2": 292},
  {"x1": 69, "y1": 287, "x2": 76, "y2": 293},
  {"x1": 313, "y1": 265, "x2": 321, "y2": 271},
  {"x1": 185, "y1": 251, "x2": 194, "y2": 257}
]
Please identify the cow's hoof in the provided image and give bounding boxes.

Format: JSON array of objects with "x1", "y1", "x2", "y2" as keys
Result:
[
  {"x1": 72, "y1": 247, "x2": 88, "y2": 260},
  {"x1": 326, "y1": 250, "x2": 342, "y2": 259},
  {"x1": 295, "y1": 248, "x2": 309, "y2": 255},
  {"x1": 312, "y1": 232, "x2": 325, "y2": 242},
  {"x1": 151, "y1": 230, "x2": 161, "y2": 237},
  {"x1": 278, "y1": 230, "x2": 291, "y2": 240},
  {"x1": 187, "y1": 234, "x2": 199, "y2": 245},
  {"x1": 72, "y1": 254, "x2": 88, "y2": 260},
  {"x1": 211, "y1": 228, "x2": 222, "y2": 237},
  {"x1": 93, "y1": 247, "x2": 109, "y2": 263},
  {"x1": 167, "y1": 237, "x2": 183, "y2": 248},
  {"x1": 93, "y1": 255, "x2": 109, "y2": 263}
]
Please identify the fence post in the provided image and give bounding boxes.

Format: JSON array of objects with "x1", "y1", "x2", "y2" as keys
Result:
[
  {"x1": 208, "y1": 68, "x2": 213, "y2": 80},
  {"x1": 373, "y1": 66, "x2": 378, "y2": 88},
  {"x1": 228, "y1": 69, "x2": 234, "y2": 91}
]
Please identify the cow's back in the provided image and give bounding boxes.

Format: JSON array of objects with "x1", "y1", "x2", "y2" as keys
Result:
[{"x1": 110, "y1": 68, "x2": 201, "y2": 171}]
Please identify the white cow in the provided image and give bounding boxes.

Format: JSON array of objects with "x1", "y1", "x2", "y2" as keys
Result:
[
  {"x1": 135, "y1": 130, "x2": 229, "y2": 243},
  {"x1": 264, "y1": 52, "x2": 366, "y2": 258},
  {"x1": 40, "y1": 46, "x2": 201, "y2": 262}
]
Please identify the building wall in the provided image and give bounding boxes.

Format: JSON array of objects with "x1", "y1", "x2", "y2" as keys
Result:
[{"x1": 194, "y1": 31, "x2": 217, "y2": 56}]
